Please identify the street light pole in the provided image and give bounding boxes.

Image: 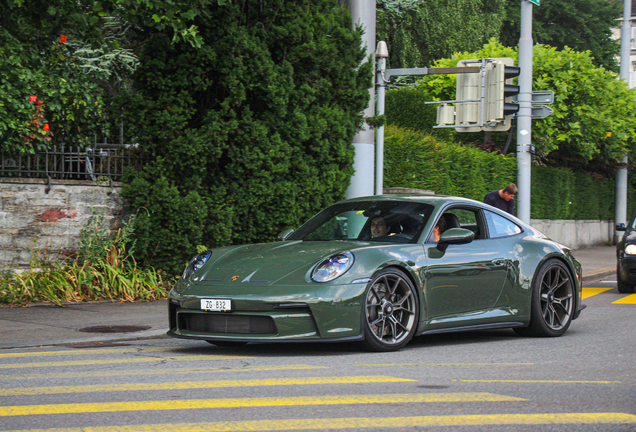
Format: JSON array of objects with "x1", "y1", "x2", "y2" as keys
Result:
[{"x1": 516, "y1": 0, "x2": 534, "y2": 224}]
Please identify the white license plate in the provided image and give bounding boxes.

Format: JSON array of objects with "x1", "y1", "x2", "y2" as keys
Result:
[{"x1": 201, "y1": 298, "x2": 232, "y2": 311}]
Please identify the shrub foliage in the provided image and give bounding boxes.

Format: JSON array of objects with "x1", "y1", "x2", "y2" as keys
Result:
[
  {"x1": 383, "y1": 125, "x2": 636, "y2": 220},
  {"x1": 118, "y1": 0, "x2": 372, "y2": 274}
]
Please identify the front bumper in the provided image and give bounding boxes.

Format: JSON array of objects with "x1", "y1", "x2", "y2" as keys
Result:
[{"x1": 167, "y1": 282, "x2": 368, "y2": 342}]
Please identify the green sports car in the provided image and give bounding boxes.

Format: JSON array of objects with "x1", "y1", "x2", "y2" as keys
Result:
[{"x1": 167, "y1": 194, "x2": 584, "y2": 351}]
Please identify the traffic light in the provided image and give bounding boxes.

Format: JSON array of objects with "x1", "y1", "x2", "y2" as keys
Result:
[
  {"x1": 434, "y1": 57, "x2": 520, "y2": 132},
  {"x1": 483, "y1": 58, "x2": 519, "y2": 131}
]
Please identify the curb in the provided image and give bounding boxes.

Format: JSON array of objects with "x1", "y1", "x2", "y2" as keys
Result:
[
  {"x1": 0, "y1": 328, "x2": 169, "y2": 350},
  {"x1": 582, "y1": 265, "x2": 615, "y2": 284}
]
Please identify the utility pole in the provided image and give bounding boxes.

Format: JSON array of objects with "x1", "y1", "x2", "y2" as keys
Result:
[
  {"x1": 616, "y1": 0, "x2": 632, "y2": 242},
  {"x1": 344, "y1": 0, "x2": 376, "y2": 199},
  {"x1": 516, "y1": 0, "x2": 535, "y2": 224}
]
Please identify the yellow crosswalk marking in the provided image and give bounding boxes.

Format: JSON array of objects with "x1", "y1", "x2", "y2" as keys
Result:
[
  {"x1": 0, "y1": 393, "x2": 525, "y2": 416},
  {"x1": 613, "y1": 293, "x2": 636, "y2": 304},
  {"x1": 581, "y1": 287, "x2": 613, "y2": 299},
  {"x1": 4, "y1": 413, "x2": 636, "y2": 430},
  {"x1": 0, "y1": 375, "x2": 414, "y2": 396},
  {"x1": 0, "y1": 364, "x2": 326, "y2": 381},
  {"x1": 455, "y1": 379, "x2": 621, "y2": 384},
  {"x1": 0, "y1": 355, "x2": 250, "y2": 369}
]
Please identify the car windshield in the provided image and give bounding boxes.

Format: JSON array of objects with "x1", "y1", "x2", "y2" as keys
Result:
[{"x1": 288, "y1": 201, "x2": 433, "y2": 243}]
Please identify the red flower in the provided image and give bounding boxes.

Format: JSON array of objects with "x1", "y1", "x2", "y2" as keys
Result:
[
  {"x1": 59, "y1": 35, "x2": 67, "y2": 43},
  {"x1": 28, "y1": 95, "x2": 37, "y2": 102},
  {"x1": 43, "y1": 124, "x2": 50, "y2": 131}
]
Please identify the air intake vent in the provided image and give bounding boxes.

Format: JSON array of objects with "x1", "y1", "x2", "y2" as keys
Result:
[{"x1": 182, "y1": 313, "x2": 277, "y2": 335}]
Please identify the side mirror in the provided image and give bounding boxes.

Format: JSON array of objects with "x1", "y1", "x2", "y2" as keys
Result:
[
  {"x1": 616, "y1": 223, "x2": 627, "y2": 232},
  {"x1": 437, "y1": 228, "x2": 475, "y2": 252},
  {"x1": 277, "y1": 228, "x2": 294, "y2": 241}
]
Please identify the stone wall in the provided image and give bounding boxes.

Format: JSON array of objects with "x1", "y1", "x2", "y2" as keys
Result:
[{"x1": 0, "y1": 178, "x2": 124, "y2": 269}]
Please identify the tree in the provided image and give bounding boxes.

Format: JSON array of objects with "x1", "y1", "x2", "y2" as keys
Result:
[
  {"x1": 376, "y1": 0, "x2": 506, "y2": 69},
  {"x1": 500, "y1": 0, "x2": 622, "y2": 71},
  {"x1": 119, "y1": 0, "x2": 372, "y2": 273},
  {"x1": 417, "y1": 40, "x2": 636, "y2": 171}
]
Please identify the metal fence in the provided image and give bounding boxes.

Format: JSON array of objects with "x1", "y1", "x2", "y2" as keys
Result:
[{"x1": 0, "y1": 144, "x2": 148, "y2": 183}]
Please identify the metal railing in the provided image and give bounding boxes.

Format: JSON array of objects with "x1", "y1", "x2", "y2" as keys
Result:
[{"x1": 0, "y1": 144, "x2": 148, "y2": 183}]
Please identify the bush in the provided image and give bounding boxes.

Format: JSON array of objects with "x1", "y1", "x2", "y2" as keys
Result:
[
  {"x1": 118, "y1": 0, "x2": 372, "y2": 275},
  {"x1": 385, "y1": 88, "x2": 454, "y2": 142},
  {"x1": 383, "y1": 125, "x2": 636, "y2": 220},
  {"x1": 383, "y1": 125, "x2": 516, "y2": 201}
]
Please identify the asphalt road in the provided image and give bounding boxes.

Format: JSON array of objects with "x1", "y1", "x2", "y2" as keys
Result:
[{"x1": 0, "y1": 276, "x2": 634, "y2": 432}]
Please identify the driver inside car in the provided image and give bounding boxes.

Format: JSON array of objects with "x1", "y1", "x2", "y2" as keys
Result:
[{"x1": 370, "y1": 216, "x2": 391, "y2": 238}]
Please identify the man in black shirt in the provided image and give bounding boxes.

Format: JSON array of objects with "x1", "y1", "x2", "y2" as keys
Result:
[{"x1": 484, "y1": 183, "x2": 517, "y2": 215}]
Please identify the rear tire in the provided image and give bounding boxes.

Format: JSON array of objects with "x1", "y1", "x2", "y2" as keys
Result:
[
  {"x1": 616, "y1": 265, "x2": 635, "y2": 293},
  {"x1": 514, "y1": 259, "x2": 574, "y2": 337}
]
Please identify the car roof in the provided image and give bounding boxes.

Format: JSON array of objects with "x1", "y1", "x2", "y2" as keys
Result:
[{"x1": 337, "y1": 194, "x2": 479, "y2": 206}]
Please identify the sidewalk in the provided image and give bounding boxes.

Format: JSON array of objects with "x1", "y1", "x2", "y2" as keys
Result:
[{"x1": 0, "y1": 245, "x2": 616, "y2": 350}]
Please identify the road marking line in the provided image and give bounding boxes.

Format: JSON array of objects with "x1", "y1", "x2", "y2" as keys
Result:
[
  {"x1": 355, "y1": 363, "x2": 534, "y2": 366},
  {"x1": 0, "y1": 393, "x2": 525, "y2": 416},
  {"x1": 455, "y1": 379, "x2": 621, "y2": 384},
  {"x1": 581, "y1": 287, "x2": 613, "y2": 299},
  {"x1": 0, "y1": 376, "x2": 415, "y2": 396},
  {"x1": 4, "y1": 413, "x2": 636, "y2": 430},
  {"x1": 0, "y1": 364, "x2": 327, "y2": 381},
  {"x1": 613, "y1": 293, "x2": 636, "y2": 304},
  {"x1": 0, "y1": 355, "x2": 250, "y2": 369},
  {"x1": 0, "y1": 347, "x2": 188, "y2": 359}
]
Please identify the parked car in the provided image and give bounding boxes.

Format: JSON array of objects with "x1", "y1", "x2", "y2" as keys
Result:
[
  {"x1": 168, "y1": 194, "x2": 584, "y2": 352},
  {"x1": 615, "y1": 213, "x2": 636, "y2": 293}
]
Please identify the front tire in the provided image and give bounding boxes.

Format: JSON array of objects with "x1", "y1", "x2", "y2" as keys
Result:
[
  {"x1": 515, "y1": 259, "x2": 575, "y2": 337},
  {"x1": 361, "y1": 268, "x2": 419, "y2": 352},
  {"x1": 616, "y1": 264, "x2": 635, "y2": 293}
]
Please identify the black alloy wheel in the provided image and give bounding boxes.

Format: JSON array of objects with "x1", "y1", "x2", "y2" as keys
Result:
[
  {"x1": 515, "y1": 259, "x2": 575, "y2": 337},
  {"x1": 362, "y1": 268, "x2": 419, "y2": 352}
]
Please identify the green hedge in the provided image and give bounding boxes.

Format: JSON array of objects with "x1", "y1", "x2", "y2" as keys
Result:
[
  {"x1": 384, "y1": 125, "x2": 636, "y2": 220},
  {"x1": 384, "y1": 87, "x2": 454, "y2": 142}
]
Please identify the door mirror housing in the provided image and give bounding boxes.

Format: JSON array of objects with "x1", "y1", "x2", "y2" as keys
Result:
[
  {"x1": 437, "y1": 228, "x2": 475, "y2": 252},
  {"x1": 277, "y1": 228, "x2": 294, "y2": 241}
]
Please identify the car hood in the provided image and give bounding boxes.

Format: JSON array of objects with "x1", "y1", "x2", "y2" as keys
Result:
[{"x1": 194, "y1": 240, "x2": 371, "y2": 285}]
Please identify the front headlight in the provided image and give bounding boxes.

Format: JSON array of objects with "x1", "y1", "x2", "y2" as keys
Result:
[
  {"x1": 182, "y1": 251, "x2": 212, "y2": 279},
  {"x1": 625, "y1": 244, "x2": 636, "y2": 255},
  {"x1": 311, "y1": 251, "x2": 354, "y2": 283}
]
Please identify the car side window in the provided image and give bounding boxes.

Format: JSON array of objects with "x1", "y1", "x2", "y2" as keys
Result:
[
  {"x1": 485, "y1": 210, "x2": 522, "y2": 238},
  {"x1": 440, "y1": 208, "x2": 483, "y2": 240}
]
